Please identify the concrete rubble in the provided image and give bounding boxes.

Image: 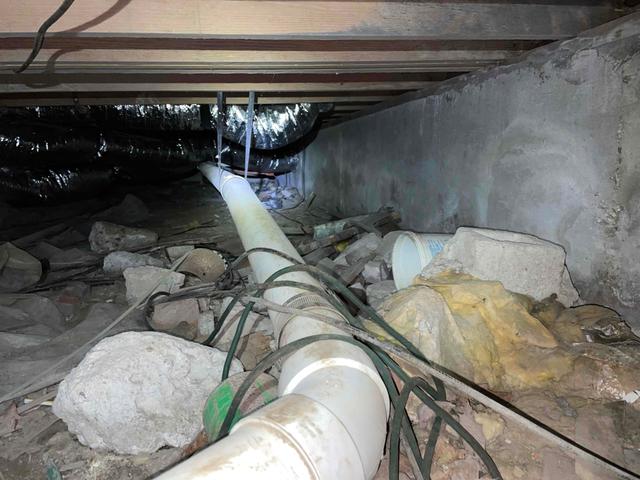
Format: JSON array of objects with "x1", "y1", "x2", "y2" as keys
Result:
[
  {"x1": 151, "y1": 298, "x2": 200, "y2": 339},
  {"x1": 166, "y1": 245, "x2": 195, "y2": 263},
  {"x1": 88, "y1": 221, "x2": 158, "y2": 254},
  {"x1": 366, "y1": 280, "x2": 397, "y2": 310},
  {"x1": 362, "y1": 258, "x2": 390, "y2": 285},
  {"x1": 421, "y1": 227, "x2": 580, "y2": 306},
  {"x1": 103, "y1": 250, "x2": 165, "y2": 274},
  {"x1": 335, "y1": 232, "x2": 381, "y2": 266},
  {"x1": 52, "y1": 331, "x2": 242, "y2": 454},
  {"x1": 123, "y1": 266, "x2": 185, "y2": 304}
]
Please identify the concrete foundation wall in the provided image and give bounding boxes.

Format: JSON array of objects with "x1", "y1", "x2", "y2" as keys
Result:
[{"x1": 301, "y1": 15, "x2": 640, "y2": 323}]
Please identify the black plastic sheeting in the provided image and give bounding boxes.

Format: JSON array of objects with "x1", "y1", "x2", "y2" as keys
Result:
[{"x1": 0, "y1": 103, "x2": 331, "y2": 205}]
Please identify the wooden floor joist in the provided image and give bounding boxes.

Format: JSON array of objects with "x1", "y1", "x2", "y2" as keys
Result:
[{"x1": 0, "y1": 0, "x2": 628, "y2": 117}]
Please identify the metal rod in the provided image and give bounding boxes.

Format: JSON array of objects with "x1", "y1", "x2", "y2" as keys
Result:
[
  {"x1": 244, "y1": 91, "x2": 255, "y2": 178},
  {"x1": 216, "y1": 91, "x2": 224, "y2": 168}
]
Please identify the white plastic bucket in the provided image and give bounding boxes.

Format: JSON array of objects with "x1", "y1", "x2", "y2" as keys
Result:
[{"x1": 391, "y1": 232, "x2": 453, "y2": 289}]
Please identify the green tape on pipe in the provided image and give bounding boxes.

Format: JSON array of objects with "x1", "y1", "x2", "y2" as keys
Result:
[{"x1": 203, "y1": 372, "x2": 278, "y2": 441}]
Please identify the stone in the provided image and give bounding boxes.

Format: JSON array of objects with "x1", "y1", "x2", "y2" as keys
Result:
[
  {"x1": 103, "y1": 251, "x2": 165, "y2": 275},
  {"x1": 123, "y1": 266, "x2": 185, "y2": 304},
  {"x1": 166, "y1": 245, "x2": 194, "y2": 263},
  {"x1": 366, "y1": 280, "x2": 397, "y2": 310},
  {"x1": 0, "y1": 243, "x2": 42, "y2": 292},
  {"x1": 209, "y1": 297, "x2": 272, "y2": 344},
  {"x1": 151, "y1": 298, "x2": 200, "y2": 338},
  {"x1": 335, "y1": 233, "x2": 382, "y2": 266},
  {"x1": 0, "y1": 294, "x2": 65, "y2": 334},
  {"x1": 52, "y1": 331, "x2": 242, "y2": 454},
  {"x1": 97, "y1": 194, "x2": 150, "y2": 225},
  {"x1": 88, "y1": 222, "x2": 158, "y2": 254},
  {"x1": 362, "y1": 258, "x2": 390, "y2": 285},
  {"x1": 421, "y1": 227, "x2": 580, "y2": 306}
]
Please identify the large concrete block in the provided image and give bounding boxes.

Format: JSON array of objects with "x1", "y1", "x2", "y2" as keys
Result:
[{"x1": 53, "y1": 331, "x2": 242, "y2": 454}]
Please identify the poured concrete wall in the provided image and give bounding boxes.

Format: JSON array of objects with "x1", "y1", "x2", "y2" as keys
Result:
[{"x1": 301, "y1": 15, "x2": 640, "y2": 324}]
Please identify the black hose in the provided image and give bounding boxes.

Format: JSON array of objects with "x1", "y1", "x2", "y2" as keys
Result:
[{"x1": 14, "y1": 0, "x2": 76, "y2": 74}]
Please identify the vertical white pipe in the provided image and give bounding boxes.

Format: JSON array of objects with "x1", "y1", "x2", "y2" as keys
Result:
[{"x1": 158, "y1": 164, "x2": 389, "y2": 480}]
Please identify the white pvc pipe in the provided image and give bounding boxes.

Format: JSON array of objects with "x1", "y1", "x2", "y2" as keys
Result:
[
  {"x1": 157, "y1": 164, "x2": 389, "y2": 480},
  {"x1": 391, "y1": 232, "x2": 452, "y2": 289}
]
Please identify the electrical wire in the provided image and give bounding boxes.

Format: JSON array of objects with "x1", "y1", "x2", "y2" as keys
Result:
[
  {"x1": 201, "y1": 248, "x2": 497, "y2": 479},
  {"x1": 14, "y1": 0, "x2": 76, "y2": 74}
]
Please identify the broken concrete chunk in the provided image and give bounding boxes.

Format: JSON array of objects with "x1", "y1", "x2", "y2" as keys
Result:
[
  {"x1": 123, "y1": 266, "x2": 185, "y2": 304},
  {"x1": 366, "y1": 280, "x2": 397, "y2": 310},
  {"x1": 210, "y1": 297, "x2": 272, "y2": 344},
  {"x1": 52, "y1": 331, "x2": 242, "y2": 454},
  {"x1": 103, "y1": 251, "x2": 165, "y2": 275},
  {"x1": 88, "y1": 221, "x2": 158, "y2": 254},
  {"x1": 362, "y1": 258, "x2": 390, "y2": 285},
  {"x1": 151, "y1": 298, "x2": 200, "y2": 339},
  {"x1": 335, "y1": 233, "x2": 382, "y2": 266},
  {"x1": 421, "y1": 227, "x2": 580, "y2": 306},
  {"x1": 166, "y1": 245, "x2": 195, "y2": 263},
  {"x1": 0, "y1": 243, "x2": 42, "y2": 292}
]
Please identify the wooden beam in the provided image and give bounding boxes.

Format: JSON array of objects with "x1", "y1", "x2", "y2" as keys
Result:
[
  {"x1": 0, "y1": 95, "x2": 385, "y2": 107},
  {"x1": 1, "y1": 1, "x2": 620, "y2": 40},
  {"x1": 0, "y1": 72, "x2": 453, "y2": 96},
  {"x1": 0, "y1": 82, "x2": 438, "y2": 95},
  {"x1": 0, "y1": 48, "x2": 524, "y2": 74}
]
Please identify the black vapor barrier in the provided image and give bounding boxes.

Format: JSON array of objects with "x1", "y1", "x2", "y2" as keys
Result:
[{"x1": 0, "y1": 103, "x2": 332, "y2": 204}]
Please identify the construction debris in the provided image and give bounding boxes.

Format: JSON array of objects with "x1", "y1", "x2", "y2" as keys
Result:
[
  {"x1": 123, "y1": 266, "x2": 185, "y2": 304},
  {"x1": 166, "y1": 245, "x2": 195, "y2": 263},
  {"x1": 362, "y1": 258, "x2": 391, "y2": 285},
  {"x1": 2, "y1": 180, "x2": 637, "y2": 480},
  {"x1": 88, "y1": 221, "x2": 158, "y2": 254},
  {"x1": 151, "y1": 298, "x2": 200, "y2": 339},
  {"x1": 52, "y1": 331, "x2": 242, "y2": 454},
  {"x1": 366, "y1": 280, "x2": 397, "y2": 310},
  {"x1": 421, "y1": 227, "x2": 580, "y2": 306},
  {"x1": 335, "y1": 232, "x2": 382, "y2": 266},
  {"x1": 103, "y1": 251, "x2": 165, "y2": 274}
]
